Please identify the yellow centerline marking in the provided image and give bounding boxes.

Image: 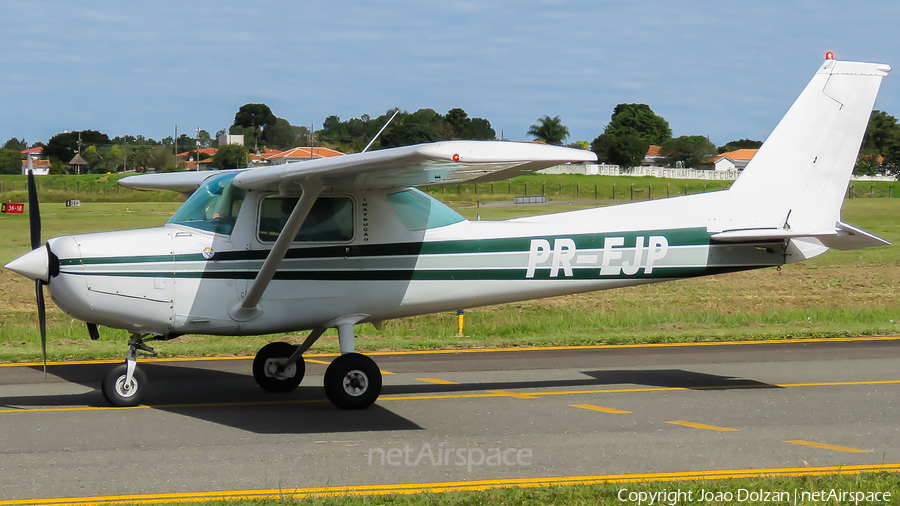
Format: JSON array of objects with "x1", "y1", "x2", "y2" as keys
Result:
[
  {"x1": 3, "y1": 335, "x2": 899, "y2": 368},
  {"x1": 570, "y1": 403, "x2": 632, "y2": 414},
  {"x1": 784, "y1": 439, "x2": 871, "y2": 453},
  {"x1": 3, "y1": 464, "x2": 900, "y2": 506},
  {"x1": 2, "y1": 378, "x2": 900, "y2": 414},
  {"x1": 416, "y1": 377, "x2": 460, "y2": 385},
  {"x1": 666, "y1": 420, "x2": 739, "y2": 431},
  {"x1": 488, "y1": 389, "x2": 538, "y2": 399}
]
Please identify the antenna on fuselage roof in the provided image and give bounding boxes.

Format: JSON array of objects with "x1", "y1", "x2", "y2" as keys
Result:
[{"x1": 361, "y1": 110, "x2": 400, "y2": 153}]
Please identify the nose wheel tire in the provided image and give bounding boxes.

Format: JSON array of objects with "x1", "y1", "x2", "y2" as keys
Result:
[
  {"x1": 324, "y1": 353, "x2": 382, "y2": 410},
  {"x1": 101, "y1": 363, "x2": 147, "y2": 407},
  {"x1": 252, "y1": 342, "x2": 305, "y2": 393}
]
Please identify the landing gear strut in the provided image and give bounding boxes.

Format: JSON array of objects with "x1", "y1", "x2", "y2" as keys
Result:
[
  {"x1": 251, "y1": 319, "x2": 383, "y2": 409},
  {"x1": 101, "y1": 334, "x2": 158, "y2": 407}
]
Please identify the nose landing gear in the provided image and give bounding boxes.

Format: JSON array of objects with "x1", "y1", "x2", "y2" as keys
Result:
[{"x1": 101, "y1": 334, "x2": 159, "y2": 407}]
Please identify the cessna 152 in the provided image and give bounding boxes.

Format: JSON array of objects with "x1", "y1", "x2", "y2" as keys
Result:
[{"x1": 5, "y1": 57, "x2": 892, "y2": 410}]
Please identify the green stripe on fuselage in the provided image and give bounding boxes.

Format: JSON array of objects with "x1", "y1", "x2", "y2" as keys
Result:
[{"x1": 59, "y1": 228, "x2": 713, "y2": 266}]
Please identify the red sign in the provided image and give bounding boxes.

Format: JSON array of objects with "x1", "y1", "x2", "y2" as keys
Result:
[{"x1": 1, "y1": 203, "x2": 24, "y2": 214}]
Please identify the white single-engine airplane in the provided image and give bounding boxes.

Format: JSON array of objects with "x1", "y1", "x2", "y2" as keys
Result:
[{"x1": 5, "y1": 56, "x2": 892, "y2": 410}]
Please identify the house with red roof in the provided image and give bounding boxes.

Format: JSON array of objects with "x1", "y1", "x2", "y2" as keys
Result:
[
  {"x1": 21, "y1": 147, "x2": 49, "y2": 175},
  {"x1": 21, "y1": 147, "x2": 44, "y2": 159},
  {"x1": 263, "y1": 147, "x2": 344, "y2": 165},
  {"x1": 713, "y1": 149, "x2": 758, "y2": 171},
  {"x1": 643, "y1": 145, "x2": 665, "y2": 166},
  {"x1": 21, "y1": 159, "x2": 50, "y2": 176}
]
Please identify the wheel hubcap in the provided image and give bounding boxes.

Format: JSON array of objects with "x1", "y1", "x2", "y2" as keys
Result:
[
  {"x1": 114, "y1": 375, "x2": 138, "y2": 398},
  {"x1": 342, "y1": 370, "x2": 368, "y2": 396},
  {"x1": 264, "y1": 359, "x2": 296, "y2": 380}
]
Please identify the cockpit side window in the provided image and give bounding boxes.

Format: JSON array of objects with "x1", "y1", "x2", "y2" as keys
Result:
[
  {"x1": 167, "y1": 172, "x2": 247, "y2": 235},
  {"x1": 258, "y1": 196, "x2": 354, "y2": 243}
]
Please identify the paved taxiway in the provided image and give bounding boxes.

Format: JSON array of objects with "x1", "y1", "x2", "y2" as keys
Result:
[{"x1": 2, "y1": 337, "x2": 900, "y2": 503}]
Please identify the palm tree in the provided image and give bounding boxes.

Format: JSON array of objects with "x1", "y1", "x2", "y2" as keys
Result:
[{"x1": 527, "y1": 115, "x2": 569, "y2": 145}]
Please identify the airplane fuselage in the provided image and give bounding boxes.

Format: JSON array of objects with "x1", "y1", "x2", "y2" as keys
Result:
[{"x1": 45, "y1": 173, "x2": 785, "y2": 338}]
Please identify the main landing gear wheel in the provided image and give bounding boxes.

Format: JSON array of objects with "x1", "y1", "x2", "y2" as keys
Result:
[
  {"x1": 253, "y1": 341, "x2": 305, "y2": 393},
  {"x1": 324, "y1": 352, "x2": 382, "y2": 410},
  {"x1": 101, "y1": 363, "x2": 147, "y2": 407}
]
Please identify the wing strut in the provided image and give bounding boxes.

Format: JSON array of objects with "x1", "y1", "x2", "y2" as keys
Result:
[{"x1": 229, "y1": 181, "x2": 323, "y2": 321}]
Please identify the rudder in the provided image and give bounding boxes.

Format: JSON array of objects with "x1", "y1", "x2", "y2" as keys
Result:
[{"x1": 717, "y1": 58, "x2": 890, "y2": 235}]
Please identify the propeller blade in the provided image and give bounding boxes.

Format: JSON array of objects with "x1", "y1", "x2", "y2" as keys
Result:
[
  {"x1": 28, "y1": 170, "x2": 47, "y2": 373},
  {"x1": 36, "y1": 280, "x2": 47, "y2": 375},
  {"x1": 27, "y1": 170, "x2": 41, "y2": 250}
]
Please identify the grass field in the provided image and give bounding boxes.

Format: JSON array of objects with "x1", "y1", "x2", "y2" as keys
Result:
[
  {"x1": 2, "y1": 172, "x2": 897, "y2": 203},
  {"x1": 53, "y1": 471, "x2": 900, "y2": 506},
  {"x1": 0, "y1": 194, "x2": 897, "y2": 362}
]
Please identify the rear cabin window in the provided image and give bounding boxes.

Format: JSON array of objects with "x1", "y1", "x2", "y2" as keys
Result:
[
  {"x1": 386, "y1": 189, "x2": 466, "y2": 231},
  {"x1": 258, "y1": 196, "x2": 354, "y2": 242}
]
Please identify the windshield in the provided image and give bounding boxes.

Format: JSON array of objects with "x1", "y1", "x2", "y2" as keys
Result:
[
  {"x1": 168, "y1": 171, "x2": 248, "y2": 235},
  {"x1": 386, "y1": 189, "x2": 466, "y2": 231}
]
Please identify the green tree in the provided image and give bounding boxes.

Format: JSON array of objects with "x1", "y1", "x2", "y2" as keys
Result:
[
  {"x1": 445, "y1": 108, "x2": 473, "y2": 138},
  {"x1": 603, "y1": 104, "x2": 672, "y2": 145},
  {"x1": 233, "y1": 103, "x2": 276, "y2": 148},
  {"x1": 469, "y1": 117, "x2": 496, "y2": 140},
  {"x1": 380, "y1": 123, "x2": 441, "y2": 148},
  {"x1": 212, "y1": 144, "x2": 248, "y2": 169},
  {"x1": 197, "y1": 129, "x2": 213, "y2": 148},
  {"x1": 103, "y1": 146, "x2": 123, "y2": 173},
  {"x1": 0, "y1": 148, "x2": 23, "y2": 174},
  {"x1": 718, "y1": 138, "x2": 763, "y2": 153},
  {"x1": 858, "y1": 110, "x2": 900, "y2": 175},
  {"x1": 527, "y1": 115, "x2": 569, "y2": 145},
  {"x1": 591, "y1": 133, "x2": 649, "y2": 168},
  {"x1": 661, "y1": 135, "x2": 718, "y2": 168},
  {"x1": 266, "y1": 118, "x2": 309, "y2": 150},
  {"x1": 146, "y1": 146, "x2": 176, "y2": 171},
  {"x1": 3, "y1": 137, "x2": 27, "y2": 151},
  {"x1": 45, "y1": 130, "x2": 110, "y2": 163},
  {"x1": 81, "y1": 145, "x2": 102, "y2": 173}
]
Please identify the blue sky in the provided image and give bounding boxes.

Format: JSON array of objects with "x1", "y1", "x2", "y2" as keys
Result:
[{"x1": 2, "y1": 1, "x2": 899, "y2": 149}]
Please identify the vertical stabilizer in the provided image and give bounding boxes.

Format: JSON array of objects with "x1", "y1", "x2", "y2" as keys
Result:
[{"x1": 718, "y1": 59, "x2": 890, "y2": 234}]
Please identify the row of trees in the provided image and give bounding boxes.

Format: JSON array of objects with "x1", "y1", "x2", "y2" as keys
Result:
[
  {"x1": 3, "y1": 103, "x2": 899, "y2": 175},
  {"x1": 317, "y1": 107, "x2": 496, "y2": 153}
]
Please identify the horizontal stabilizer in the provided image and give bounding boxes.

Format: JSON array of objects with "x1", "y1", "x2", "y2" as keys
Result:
[
  {"x1": 711, "y1": 221, "x2": 889, "y2": 251},
  {"x1": 821, "y1": 221, "x2": 891, "y2": 250}
]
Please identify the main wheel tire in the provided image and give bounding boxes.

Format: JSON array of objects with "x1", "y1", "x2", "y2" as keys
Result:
[
  {"x1": 324, "y1": 353, "x2": 382, "y2": 410},
  {"x1": 101, "y1": 363, "x2": 147, "y2": 407},
  {"x1": 253, "y1": 342, "x2": 305, "y2": 393}
]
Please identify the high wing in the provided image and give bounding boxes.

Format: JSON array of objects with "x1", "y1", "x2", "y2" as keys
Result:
[
  {"x1": 119, "y1": 169, "x2": 238, "y2": 194},
  {"x1": 232, "y1": 140, "x2": 597, "y2": 192}
]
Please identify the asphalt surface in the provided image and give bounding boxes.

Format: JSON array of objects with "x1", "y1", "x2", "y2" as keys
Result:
[{"x1": 2, "y1": 337, "x2": 900, "y2": 503}]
